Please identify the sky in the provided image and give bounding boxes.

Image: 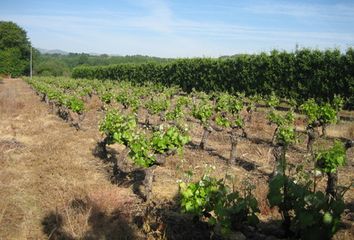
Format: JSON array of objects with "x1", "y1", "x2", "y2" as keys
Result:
[{"x1": 1, "y1": 0, "x2": 354, "y2": 57}]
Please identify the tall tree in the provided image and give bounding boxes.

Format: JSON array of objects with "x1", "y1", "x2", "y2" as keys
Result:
[{"x1": 0, "y1": 21, "x2": 31, "y2": 77}]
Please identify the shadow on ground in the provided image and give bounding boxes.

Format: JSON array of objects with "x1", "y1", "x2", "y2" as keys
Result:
[
  {"x1": 92, "y1": 141, "x2": 148, "y2": 201},
  {"x1": 133, "y1": 195, "x2": 291, "y2": 240},
  {"x1": 42, "y1": 198, "x2": 139, "y2": 240}
]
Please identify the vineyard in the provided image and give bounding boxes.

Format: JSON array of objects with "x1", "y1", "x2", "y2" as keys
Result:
[{"x1": 20, "y1": 75, "x2": 354, "y2": 239}]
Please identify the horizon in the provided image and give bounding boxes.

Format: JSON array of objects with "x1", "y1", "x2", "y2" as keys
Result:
[
  {"x1": 36, "y1": 46, "x2": 353, "y2": 59},
  {"x1": 1, "y1": 0, "x2": 354, "y2": 57}
]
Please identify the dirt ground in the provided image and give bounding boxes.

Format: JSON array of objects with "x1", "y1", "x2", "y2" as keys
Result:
[{"x1": 0, "y1": 78, "x2": 353, "y2": 239}]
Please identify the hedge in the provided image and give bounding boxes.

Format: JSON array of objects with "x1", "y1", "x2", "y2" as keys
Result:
[{"x1": 72, "y1": 49, "x2": 354, "y2": 108}]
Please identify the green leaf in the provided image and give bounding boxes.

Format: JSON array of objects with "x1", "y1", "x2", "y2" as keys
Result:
[
  {"x1": 298, "y1": 211, "x2": 315, "y2": 228},
  {"x1": 247, "y1": 214, "x2": 259, "y2": 226},
  {"x1": 208, "y1": 216, "x2": 217, "y2": 225},
  {"x1": 323, "y1": 212, "x2": 333, "y2": 225}
]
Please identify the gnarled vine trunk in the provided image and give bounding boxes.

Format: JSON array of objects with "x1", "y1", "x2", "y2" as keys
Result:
[
  {"x1": 229, "y1": 129, "x2": 239, "y2": 165},
  {"x1": 246, "y1": 107, "x2": 253, "y2": 123},
  {"x1": 306, "y1": 126, "x2": 316, "y2": 153},
  {"x1": 49, "y1": 101, "x2": 56, "y2": 114},
  {"x1": 326, "y1": 171, "x2": 338, "y2": 198},
  {"x1": 159, "y1": 112, "x2": 165, "y2": 122},
  {"x1": 282, "y1": 178, "x2": 291, "y2": 235},
  {"x1": 200, "y1": 125, "x2": 212, "y2": 150},
  {"x1": 321, "y1": 124, "x2": 328, "y2": 137},
  {"x1": 70, "y1": 112, "x2": 85, "y2": 130},
  {"x1": 271, "y1": 127, "x2": 279, "y2": 146},
  {"x1": 345, "y1": 140, "x2": 353, "y2": 150},
  {"x1": 272, "y1": 144, "x2": 291, "y2": 234},
  {"x1": 241, "y1": 127, "x2": 247, "y2": 139},
  {"x1": 98, "y1": 137, "x2": 108, "y2": 159},
  {"x1": 117, "y1": 147, "x2": 131, "y2": 167},
  {"x1": 57, "y1": 106, "x2": 72, "y2": 122},
  {"x1": 144, "y1": 114, "x2": 150, "y2": 127},
  {"x1": 155, "y1": 149, "x2": 175, "y2": 166},
  {"x1": 272, "y1": 145, "x2": 286, "y2": 176},
  {"x1": 44, "y1": 94, "x2": 49, "y2": 104},
  {"x1": 143, "y1": 166, "x2": 157, "y2": 202},
  {"x1": 324, "y1": 140, "x2": 353, "y2": 199}
]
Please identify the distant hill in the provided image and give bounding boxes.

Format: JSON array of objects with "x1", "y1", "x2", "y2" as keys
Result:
[{"x1": 37, "y1": 48, "x2": 69, "y2": 55}]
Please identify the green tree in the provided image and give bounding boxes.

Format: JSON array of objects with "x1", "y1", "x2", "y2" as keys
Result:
[
  {"x1": 0, "y1": 21, "x2": 31, "y2": 77},
  {"x1": 0, "y1": 48, "x2": 27, "y2": 76},
  {"x1": 35, "y1": 59, "x2": 70, "y2": 76}
]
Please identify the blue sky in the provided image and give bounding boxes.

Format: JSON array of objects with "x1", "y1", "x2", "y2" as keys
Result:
[{"x1": 1, "y1": 0, "x2": 354, "y2": 57}]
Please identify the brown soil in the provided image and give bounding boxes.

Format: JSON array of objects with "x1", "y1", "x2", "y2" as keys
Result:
[{"x1": 0, "y1": 78, "x2": 353, "y2": 239}]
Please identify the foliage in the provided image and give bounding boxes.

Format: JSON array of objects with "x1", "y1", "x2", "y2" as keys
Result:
[
  {"x1": 35, "y1": 59, "x2": 70, "y2": 77},
  {"x1": 0, "y1": 48, "x2": 28, "y2": 77},
  {"x1": 176, "y1": 96, "x2": 192, "y2": 107},
  {"x1": 116, "y1": 92, "x2": 140, "y2": 111},
  {"x1": 316, "y1": 141, "x2": 346, "y2": 173},
  {"x1": 233, "y1": 115, "x2": 244, "y2": 128},
  {"x1": 165, "y1": 105, "x2": 184, "y2": 121},
  {"x1": 145, "y1": 95, "x2": 170, "y2": 115},
  {"x1": 268, "y1": 110, "x2": 295, "y2": 145},
  {"x1": 318, "y1": 103, "x2": 337, "y2": 126},
  {"x1": 300, "y1": 99, "x2": 320, "y2": 125},
  {"x1": 267, "y1": 110, "x2": 294, "y2": 127},
  {"x1": 268, "y1": 136, "x2": 347, "y2": 239},
  {"x1": 267, "y1": 92, "x2": 280, "y2": 108},
  {"x1": 228, "y1": 97, "x2": 244, "y2": 114},
  {"x1": 99, "y1": 108, "x2": 191, "y2": 167},
  {"x1": 275, "y1": 125, "x2": 296, "y2": 146},
  {"x1": 66, "y1": 96, "x2": 84, "y2": 113},
  {"x1": 73, "y1": 48, "x2": 354, "y2": 109},
  {"x1": 215, "y1": 93, "x2": 232, "y2": 112},
  {"x1": 301, "y1": 99, "x2": 338, "y2": 127},
  {"x1": 192, "y1": 101, "x2": 213, "y2": 125},
  {"x1": 247, "y1": 94, "x2": 262, "y2": 112},
  {"x1": 213, "y1": 92, "x2": 244, "y2": 129},
  {"x1": 268, "y1": 174, "x2": 346, "y2": 239},
  {"x1": 0, "y1": 21, "x2": 31, "y2": 76},
  {"x1": 165, "y1": 96, "x2": 191, "y2": 121},
  {"x1": 151, "y1": 126, "x2": 191, "y2": 153},
  {"x1": 215, "y1": 113, "x2": 231, "y2": 128},
  {"x1": 180, "y1": 175, "x2": 226, "y2": 215},
  {"x1": 332, "y1": 95, "x2": 344, "y2": 112},
  {"x1": 179, "y1": 175, "x2": 259, "y2": 234},
  {"x1": 129, "y1": 133, "x2": 156, "y2": 167},
  {"x1": 34, "y1": 52, "x2": 171, "y2": 76},
  {"x1": 99, "y1": 110, "x2": 137, "y2": 145},
  {"x1": 100, "y1": 91, "x2": 114, "y2": 104}
]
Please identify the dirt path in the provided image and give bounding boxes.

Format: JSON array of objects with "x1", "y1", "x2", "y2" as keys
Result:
[{"x1": 0, "y1": 78, "x2": 140, "y2": 239}]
